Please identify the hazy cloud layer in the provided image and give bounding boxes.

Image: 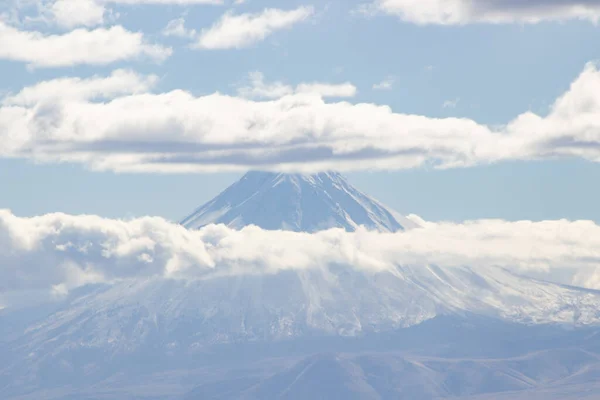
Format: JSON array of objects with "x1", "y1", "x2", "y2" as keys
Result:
[
  {"x1": 370, "y1": 0, "x2": 600, "y2": 24},
  {"x1": 0, "y1": 22, "x2": 171, "y2": 67},
  {"x1": 1, "y1": 63, "x2": 600, "y2": 172},
  {"x1": 1, "y1": 209, "x2": 600, "y2": 309}
]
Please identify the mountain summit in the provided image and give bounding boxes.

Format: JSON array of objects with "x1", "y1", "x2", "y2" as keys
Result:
[{"x1": 181, "y1": 171, "x2": 417, "y2": 232}]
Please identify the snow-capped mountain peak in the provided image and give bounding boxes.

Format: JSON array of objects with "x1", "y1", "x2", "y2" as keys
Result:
[{"x1": 181, "y1": 171, "x2": 417, "y2": 232}]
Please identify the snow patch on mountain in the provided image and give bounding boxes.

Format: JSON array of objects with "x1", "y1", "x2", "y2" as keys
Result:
[
  {"x1": 12, "y1": 264, "x2": 600, "y2": 361},
  {"x1": 181, "y1": 171, "x2": 418, "y2": 232}
]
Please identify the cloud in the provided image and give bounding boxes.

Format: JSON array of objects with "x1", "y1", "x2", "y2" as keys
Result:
[
  {"x1": 237, "y1": 72, "x2": 294, "y2": 98},
  {"x1": 9, "y1": 0, "x2": 223, "y2": 29},
  {"x1": 371, "y1": 0, "x2": 600, "y2": 25},
  {"x1": 373, "y1": 76, "x2": 395, "y2": 90},
  {"x1": 2, "y1": 209, "x2": 600, "y2": 309},
  {"x1": 237, "y1": 71, "x2": 357, "y2": 99},
  {"x1": 2, "y1": 62, "x2": 600, "y2": 172},
  {"x1": 195, "y1": 6, "x2": 314, "y2": 49},
  {"x1": 2, "y1": 69, "x2": 158, "y2": 106},
  {"x1": 50, "y1": 0, "x2": 106, "y2": 28},
  {"x1": 296, "y1": 82, "x2": 357, "y2": 98},
  {"x1": 0, "y1": 22, "x2": 171, "y2": 67},
  {"x1": 114, "y1": 0, "x2": 222, "y2": 3},
  {"x1": 162, "y1": 17, "x2": 197, "y2": 38},
  {"x1": 39, "y1": 0, "x2": 224, "y2": 29},
  {"x1": 443, "y1": 98, "x2": 460, "y2": 109}
]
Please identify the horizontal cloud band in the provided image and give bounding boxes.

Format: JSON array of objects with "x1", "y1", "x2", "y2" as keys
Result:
[
  {"x1": 1, "y1": 63, "x2": 600, "y2": 172},
  {"x1": 1, "y1": 209, "x2": 600, "y2": 310},
  {"x1": 370, "y1": 0, "x2": 600, "y2": 25}
]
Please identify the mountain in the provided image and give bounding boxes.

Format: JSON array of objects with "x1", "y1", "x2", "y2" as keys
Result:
[
  {"x1": 3, "y1": 172, "x2": 600, "y2": 399},
  {"x1": 181, "y1": 171, "x2": 418, "y2": 232},
  {"x1": 9, "y1": 265, "x2": 600, "y2": 356},
  {"x1": 4, "y1": 264, "x2": 600, "y2": 399},
  {"x1": 184, "y1": 349, "x2": 600, "y2": 400}
]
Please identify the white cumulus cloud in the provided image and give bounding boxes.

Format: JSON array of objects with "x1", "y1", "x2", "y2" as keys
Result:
[
  {"x1": 296, "y1": 82, "x2": 357, "y2": 98},
  {"x1": 1, "y1": 63, "x2": 600, "y2": 171},
  {"x1": 0, "y1": 22, "x2": 171, "y2": 68},
  {"x1": 50, "y1": 0, "x2": 106, "y2": 28},
  {"x1": 195, "y1": 6, "x2": 314, "y2": 49},
  {"x1": 3, "y1": 69, "x2": 158, "y2": 106}
]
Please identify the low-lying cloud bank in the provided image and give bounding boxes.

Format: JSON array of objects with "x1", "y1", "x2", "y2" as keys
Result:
[
  {"x1": 1, "y1": 209, "x2": 600, "y2": 309},
  {"x1": 2, "y1": 62, "x2": 600, "y2": 172}
]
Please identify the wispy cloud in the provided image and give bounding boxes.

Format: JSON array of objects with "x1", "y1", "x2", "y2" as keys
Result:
[
  {"x1": 194, "y1": 6, "x2": 314, "y2": 49},
  {"x1": 237, "y1": 71, "x2": 294, "y2": 98},
  {"x1": 443, "y1": 98, "x2": 460, "y2": 108},
  {"x1": 237, "y1": 71, "x2": 357, "y2": 99},
  {"x1": 162, "y1": 17, "x2": 197, "y2": 38},
  {"x1": 373, "y1": 76, "x2": 395, "y2": 90}
]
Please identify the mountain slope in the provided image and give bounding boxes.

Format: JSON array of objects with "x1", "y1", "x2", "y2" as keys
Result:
[
  {"x1": 184, "y1": 350, "x2": 600, "y2": 400},
  {"x1": 181, "y1": 171, "x2": 417, "y2": 232},
  {"x1": 4, "y1": 265, "x2": 600, "y2": 399},
  {"x1": 5, "y1": 172, "x2": 600, "y2": 399},
  {"x1": 7, "y1": 265, "x2": 600, "y2": 360}
]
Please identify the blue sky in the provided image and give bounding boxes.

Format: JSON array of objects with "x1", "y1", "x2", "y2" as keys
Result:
[{"x1": 1, "y1": 0, "x2": 600, "y2": 222}]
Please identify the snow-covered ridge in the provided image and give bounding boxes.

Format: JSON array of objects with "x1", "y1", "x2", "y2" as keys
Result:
[{"x1": 181, "y1": 171, "x2": 418, "y2": 232}]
